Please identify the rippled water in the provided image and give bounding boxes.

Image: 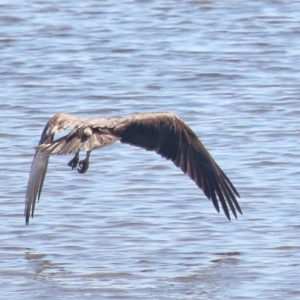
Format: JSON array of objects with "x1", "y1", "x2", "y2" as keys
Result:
[{"x1": 1, "y1": 0, "x2": 300, "y2": 299}]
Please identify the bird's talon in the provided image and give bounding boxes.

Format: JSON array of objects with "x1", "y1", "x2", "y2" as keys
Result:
[
  {"x1": 68, "y1": 156, "x2": 79, "y2": 170},
  {"x1": 77, "y1": 159, "x2": 89, "y2": 174}
]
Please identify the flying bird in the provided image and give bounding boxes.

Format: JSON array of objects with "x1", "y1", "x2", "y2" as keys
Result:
[{"x1": 25, "y1": 112, "x2": 241, "y2": 225}]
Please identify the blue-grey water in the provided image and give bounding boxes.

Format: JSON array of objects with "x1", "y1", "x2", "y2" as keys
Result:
[{"x1": 1, "y1": 1, "x2": 300, "y2": 299}]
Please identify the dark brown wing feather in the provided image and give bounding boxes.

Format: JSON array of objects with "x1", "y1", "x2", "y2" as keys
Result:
[
  {"x1": 25, "y1": 113, "x2": 81, "y2": 224},
  {"x1": 24, "y1": 127, "x2": 52, "y2": 225},
  {"x1": 113, "y1": 112, "x2": 241, "y2": 220}
]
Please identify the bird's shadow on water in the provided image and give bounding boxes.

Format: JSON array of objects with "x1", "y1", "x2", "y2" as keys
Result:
[
  {"x1": 24, "y1": 250, "x2": 68, "y2": 281},
  {"x1": 22, "y1": 248, "x2": 245, "y2": 299},
  {"x1": 163, "y1": 251, "x2": 245, "y2": 299}
]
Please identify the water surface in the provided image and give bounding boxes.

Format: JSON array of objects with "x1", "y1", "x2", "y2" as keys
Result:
[{"x1": 1, "y1": 1, "x2": 300, "y2": 299}]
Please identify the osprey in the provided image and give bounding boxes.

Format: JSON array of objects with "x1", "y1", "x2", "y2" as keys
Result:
[{"x1": 25, "y1": 112, "x2": 241, "y2": 224}]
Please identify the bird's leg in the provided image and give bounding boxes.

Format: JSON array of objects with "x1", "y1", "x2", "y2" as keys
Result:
[
  {"x1": 77, "y1": 151, "x2": 91, "y2": 174},
  {"x1": 68, "y1": 151, "x2": 79, "y2": 170}
]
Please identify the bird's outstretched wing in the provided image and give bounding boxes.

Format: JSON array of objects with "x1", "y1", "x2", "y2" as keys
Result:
[
  {"x1": 114, "y1": 112, "x2": 241, "y2": 219},
  {"x1": 25, "y1": 113, "x2": 82, "y2": 225},
  {"x1": 35, "y1": 112, "x2": 241, "y2": 220}
]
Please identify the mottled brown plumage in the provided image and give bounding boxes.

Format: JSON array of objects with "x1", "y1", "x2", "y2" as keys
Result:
[{"x1": 25, "y1": 112, "x2": 241, "y2": 225}]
